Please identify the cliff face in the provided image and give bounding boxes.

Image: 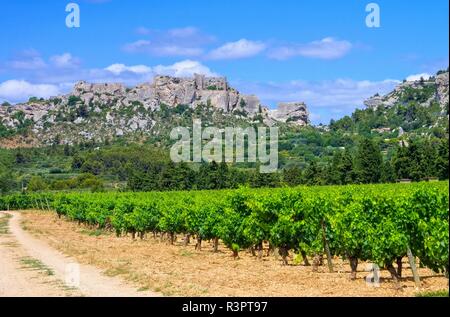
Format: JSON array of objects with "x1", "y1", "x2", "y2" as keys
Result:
[
  {"x1": 0, "y1": 74, "x2": 309, "y2": 146},
  {"x1": 69, "y1": 74, "x2": 266, "y2": 116},
  {"x1": 436, "y1": 72, "x2": 449, "y2": 107}
]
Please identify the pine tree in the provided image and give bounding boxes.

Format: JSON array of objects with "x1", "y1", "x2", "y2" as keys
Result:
[
  {"x1": 355, "y1": 138, "x2": 382, "y2": 184},
  {"x1": 303, "y1": 161, "x2": 325, "y2": 186}
]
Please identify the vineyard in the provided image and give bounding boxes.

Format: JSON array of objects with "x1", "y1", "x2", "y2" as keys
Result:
[{"x1": 1, "y1": 181, "x2": 448, "y2": 284}]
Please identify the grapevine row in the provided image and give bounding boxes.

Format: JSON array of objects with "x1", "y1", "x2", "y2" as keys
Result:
[{"x1": 0, "y1": 182, "x2": 448, "y2": 281}]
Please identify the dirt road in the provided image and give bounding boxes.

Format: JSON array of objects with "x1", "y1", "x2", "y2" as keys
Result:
[{"x1": 0, "y1": 211, "x2": 160, "y2": 297}]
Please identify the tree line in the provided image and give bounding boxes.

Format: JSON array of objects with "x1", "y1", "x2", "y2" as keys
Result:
[
  {"x1": 74, "y1": 136, "x2": 448, "y2": 191},
  {"x1": 1, "y1": 136, "x2": 448, "y2": 194}
]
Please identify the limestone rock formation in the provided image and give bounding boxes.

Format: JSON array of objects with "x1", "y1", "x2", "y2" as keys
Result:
[
  {"x1": 363, "y1": 95, "x2": 384, "y2": 109},
  {"x1": 436, "y1": 71, "x2": 449, "y2": 109},
  {"x1": 270, "y1": 102, "x2": 309, "y2": 126},
  {"x1": 0, "y1": 74, "x2": 310, "y2": 146}
]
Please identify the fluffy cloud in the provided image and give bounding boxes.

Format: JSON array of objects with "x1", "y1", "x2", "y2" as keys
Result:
[
  {"x1": 50, "y1": 53, "x2": 80, "y2": 69},
  {"x1": 208, "y1": 39, "x2": 267, "y2": 60},
  {"x1": 124, "y1": 40, "x2": 203, "y2": 57},
  {"x1": 406, "y1": 73, "x2": 431, "y2": 82},
  {"x1": 123, "y1": 39, "x2": 151, "y2": 51},
  {"x1": 7, "y1": 49, "x2": 47, "y2": 70},
  {"x1": 125, "y1": 27, "x2": 354, "y2": 62},
  {"x1": 152, "y1": 60, "x2": 218, "y2": 77},
  {"x1": 268, "y1": 37, "x2": 352, "y2": 60},
  {"x1": 0, "y1": 59, "x2": 218, "y2": 103},
  {"x1": 0, "y1": 80, "x2": 61, "y2": 103},
  {"x1": 104, "y1": 63, "x2": 152, "y2": 75},
  {"x1": 125, "y1": 27, "x2": 215, "y2": 57},
  {"x1": 103, "y1": 60, "x2": 217, "y2": 78}
]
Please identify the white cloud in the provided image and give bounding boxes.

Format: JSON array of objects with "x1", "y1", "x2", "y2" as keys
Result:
[
  {"x1": 406, "y1": 73, "x2": 431, "y2": 82},
  {"x1": 124, "y1": 27, "x2": 214, "y2": 58},
  {"x1": 153, "y1": 60, "x2": 218, "y2": 77},
  {"x1": 0, "y1": 59, "x2": 218, "y2": 103},
  {"x1": 7, "y1": 50, "x2": 47, "y2": 70},
  {"x1": 104, "y1": 60, "x2": 216, "y2": 80},
  {"x1": 125, "y1": 30, "x2": 352, "y2": 62},
  {"x1": 208, "y1": 39, "x2": 266, "y2": 60},
  {"x1": 268, "y1": 37, "x2": 352, "y2": 60},
  {"x1": 105, "y1": 63, "x2": 152, "y2": 75},
  {"x1": 50, "y1": 53, "x2": 80, "y2": 68},
  {"x1": 0, "y1": 80, "x2": 61, "y2": 103},
  {"x1": 103, "y1": 60, "x2": 217, "y2": 80},
  {"x1": 123, "y1": 40, "x2": 203, "y2": 57},
  {"x1": 154, "y1": 46, "x2": 204, "y2": 57},
  {"x1": 123, "y1": 40, "x2": 152, "y2": 52}
]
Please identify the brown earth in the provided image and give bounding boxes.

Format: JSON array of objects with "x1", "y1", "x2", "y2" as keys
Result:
[
  {"x1": 16, "y1": 210, "x2": 449, "y2": 297},
  {"x1": 0, "y1": 213, "x2": 81, "y2": 296},
  {"x1": 0, "y1": 211, "x2": 159, "y2": 297},
  {"x1": 0, "y1": 134, "x2": 40, "y2": 149}
]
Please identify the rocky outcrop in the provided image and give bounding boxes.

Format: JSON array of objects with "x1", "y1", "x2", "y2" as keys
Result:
[
  {"x1": 0, "y1": 74, "x2": 310, "y2": 146},
  {"x1": 151, "y1": 74, "x2": 262, "y2": 116},
  {"x1": 436, "y1": 72, "x2": 449, "y2": 108},
  {"x1": 363, "y1": 95, "x2": 384, "y2": 109},
  {"x1": 68, "y1": 74, "x2": 265, "y2": 116},
  {"x1": 270, "y1": 102, "x2": 309, "y2": 126},
  {"x1": 364, "y1": 71, "x2": 449, "y2": 110}
]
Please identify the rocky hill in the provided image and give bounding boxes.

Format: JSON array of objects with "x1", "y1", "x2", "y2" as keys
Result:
[
  {"x1": 0, "y1": 74, "x2": 309, "y2": 147},
  {"x1": 329, "y1": 70, "x2": 449, "y2": 137},
  {"x1": 364, "y1": 71, "x2": 448, "y2": 112}
]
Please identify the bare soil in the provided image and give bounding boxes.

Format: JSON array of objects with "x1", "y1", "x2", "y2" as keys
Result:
[
  {"x1": 0, "y1": 211, "x2": 159, "y2": 297},
  {"x1": 17, "y1": 210, "x2": 449, "y2": 297},
  {"x1": 0, "y1": 213, "x2": 81, "y2": 296}
]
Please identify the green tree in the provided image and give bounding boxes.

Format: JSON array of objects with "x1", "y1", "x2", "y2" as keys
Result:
[
  {"x1": 282, "y1": 166, "x2": 303, "y2": 186},
  {"x1": 0, "y1": 170, "x2": 17, "y2": 194},
  {"x1": 27, "y1": 176, "x2": 48, "y2": 192},
  {"x1": 436, "y1": 138, "x2": 449, "y2": 180},
  {"x1": 327, "y1": 149, "x2": 355, "y2": 185},
  {"x1": 380, "y1": 160, "x2": 395, "y2": 183},
  {"x1": 250, "y1": 163, "x2": 281, "y2": 188},
  {"x1": 355, "y1": 138, "x2": 382, "y2": 183},
  {"x1": 303, "y1": 161, "x2": 325, "y2": 186}
]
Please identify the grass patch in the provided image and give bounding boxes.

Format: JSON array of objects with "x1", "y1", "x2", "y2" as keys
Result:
[
  {"x1": 292, "y1": 253, "x2": 304, "y2": 265},
  {"x1": 80, "y1": 229, "x2": 104, "y2": 237},
  {"x1": 180, "y1": 249, "x2": 193, "y2": 257},
  {"x1": 1, "y1": 241, "x2": 19, "y2": 248},
  {"x1": 137, "y1": 286, "x2": 150, "y2": 292},
  {"x1": 0, "y1": 213, "x2": 12, "y2": 234},
  {"x1": 105, "y1": 265, "x2": 129, "y2": 277},
  {"x1": 416, "y1": 289, "x2": 449, "y2": 297},
  {"x1": 20, "y1": 256, "x2": 55, "y2": 276}
]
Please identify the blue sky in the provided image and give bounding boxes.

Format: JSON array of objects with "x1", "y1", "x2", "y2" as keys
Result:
[{"x1": 0, "y1": 0, "x2": 448, "y2": 124}]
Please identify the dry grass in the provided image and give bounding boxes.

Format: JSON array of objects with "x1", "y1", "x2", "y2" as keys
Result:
[{"x1": 21, "y1": 211, "x2": 448, "y2": 297}]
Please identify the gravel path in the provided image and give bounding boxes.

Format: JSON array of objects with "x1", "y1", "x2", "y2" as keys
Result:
[{"x1": 0, "y1": 211, "x2": 160, "y2": 297}]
